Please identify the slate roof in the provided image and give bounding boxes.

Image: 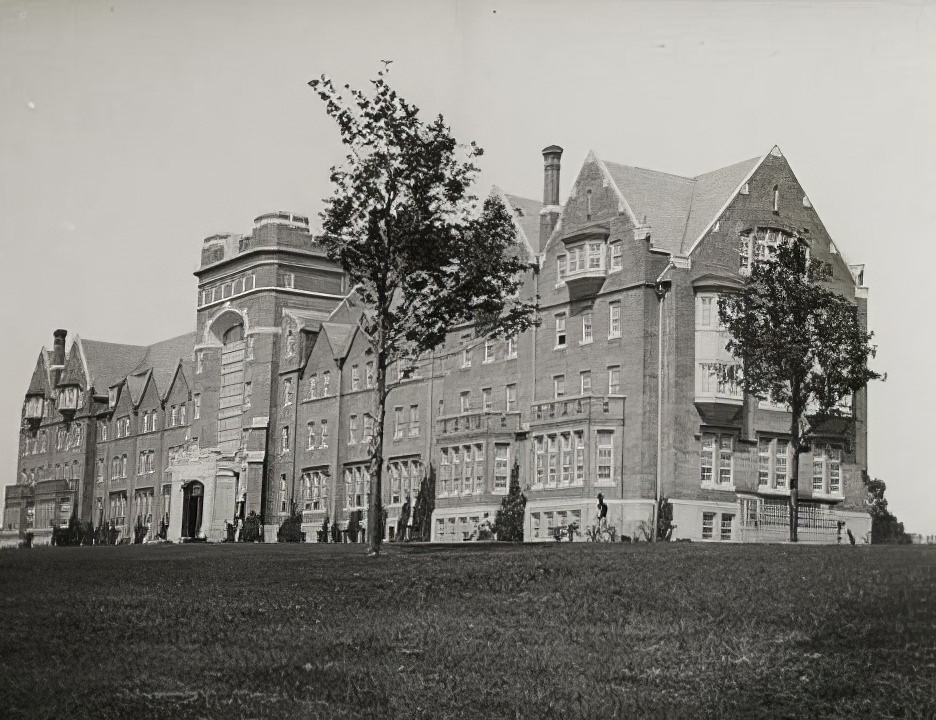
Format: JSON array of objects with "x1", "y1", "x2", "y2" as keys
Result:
[
  {"x1": 125, "y1": 370, "x2": 152, "y2": 406},
  {"x1": 131, "y1": 332, "x2": 196, "y2": 396},
  {"x1": 503, "y1": 193, "x2": 546, "y2": 253},
  {"x1": 597, "y1": 153, "x2": 763, "y2": 255},
  {"x1": 26, "y1": 353, "x2": 51, "y2": 395},
  {"x1": 320, "y1": 322, "x2": 356, "y2": 362},
  {"x1": 76, "y1": 338, "x2": 148, "y2": 392}
]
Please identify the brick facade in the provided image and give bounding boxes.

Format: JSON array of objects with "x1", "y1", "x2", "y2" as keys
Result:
[{"x1": 4, "y1": 148, "x2": 872, "y2": 546}]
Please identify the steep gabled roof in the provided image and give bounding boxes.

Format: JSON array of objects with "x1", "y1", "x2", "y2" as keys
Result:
[
  {"x1": 125, "y1": 370, "x2": 152, "y2": 407},
  {"x1": 601, "y1": 160, "x2": 696, "y2": 253},
  {"x1": 75, "y1": 337, "x2": 148, "y2": 392},
  {"x1": 500, "y1": 190, "x2": 546, "y2": 254},
  {"x1": 320, "y1": 322, "x2": 356, "y2": 362},
  {"x1": 131, "y1": 332, "x2": 196, "y2": 398},
  {"x1": 26, "y1": 351, "x2": 52, "y2": 395},
  {"x1": 680, "y1": 155, "x2": 763, "y2": 253}
]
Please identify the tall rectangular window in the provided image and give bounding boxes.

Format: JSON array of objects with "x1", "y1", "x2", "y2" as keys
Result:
[
  {"x1": 309, "y1": 374, "x2": 318, "y2": 399},
  {"x1": 283, "y1": 379, "x2": 293, "y2": 406},
  {"x1": 483, "y1": 339, "x2": 495, "y2": 363},
  {"x1": 349, "y1": 415, "x2": 358, "y2": 444},
  {"x1": 193, "y1": 393, "x2": 201, "y2": 419},
  {"x1": 580, "y1": 371, "x2": 592, "y2": 395},
  {"x1": 574, "y1": 431, "x2": 585, "y2": 484},
  {"x1": 609, "y1": 302, "x2": 621, "y2": 338},
  {"x1": 505, "y1": 384, "x2": 517, "y2": 413},
  {"x1": 597, "y1": 432, "x2": 613, "y2": 483},
  {"x1": 494, "y1": 445, "x2": 509, "y2": 492},
  {"x1": 365, "y1": 361, "x2": 374, "y2": 388},
  {"x1": 320, "y1": 419, "x2": 328, "y2": 448},
  {"x1": 701, "y1": 433, "x2": 734, "y2": 487},
  {"x1": 555, "y1": 313, "x2": 567, "y2": 348},
  {"x1": 610, "y1": 241, "x2": 623, "y2": 270},
  {"x1": 553, "y1": 375, "x2": 565, "y2": 398},
  {"x1": 322, "y1": 371, "x2": 330, "y2": 395},
  {"x1": 506, "y1": 334, "x2": 517, "y2": 359},
  {"x1": 281, "y1": 426, "x2": 290, "y2": 453},
  {"x1": 394, "y1": 407, "x2": 404, "y2": 439},
  {"x1": 409, "y1": 405, "x2": 420, "y2": 437},
  {"x1": 581, "y1": 312, "x2": 593, "y2": 344},
  {"x1": 481, "y1": 388, "x2": 492, "y2": 412},
  {"x1": 557, "y1": 254, "x2": 567, "y2": 280},
  {"x1": 720, "y1": 513, "x2": 735, "y2": 541},
  {"x1": 560, "y1": 433, "x2": 573, "y2": 486},
  {"x1": 351, "y1": 365, "x2": 361, "y2": 391},
  {"x1": 307, "y1": 422, "x2": 316, "y2": 450},
  {"x1": 460, "y1": 391, "x2": 471, "y2": 413},
  {"x1": 608, "y1": 366, "x2": 621, "y2": 395},
  {"x1": 547, "y1": 435, "x2": 558, "y2": 486},
  {"x1": 702, "y1": 512, "x2": 715, "y2": 540}
]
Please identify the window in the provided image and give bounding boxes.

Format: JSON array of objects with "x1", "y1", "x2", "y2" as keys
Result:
[
  {"x1": 580, "y1": 371, "x2": 592, "y2": 396},
  {"x1": 307, "y1": 422, "x2": 316, "y2": 449},
  {"x1": 280, "y1": 475, "x2": 288, "y2": 513},
  {"x1": 151, "y1": 411, "x2": 158, "y2": 432},
  {"x1": 581, "y1": 312, "x2": 593, "y2": 344},
  {"x1": 349, "y1": 415, "x2": 358, "y2": 444},
  {"x1": 285, "y1": 329, "x2": 296, "y2": 357},
  {"x1": 560, "y1": 433, "x2": 573, "y2": 486},
  {"x1": 506, "y1": 334, "x2": 517, "y2": 359},
  {"x1": 281, "y1": 426, "x2": 290, "y2": 453},
  {"x1": 555, "y1": 313, "x2": 566, "y2": 348},
  {"x1": 557, "y1": 254, "x2": 567, "y2": 280},
  {"x1": 505, "y1": 384, "x2": 517, "y2": 413},
  {"x1": 363, "y1": 415, "x2": 373, "y2": 445},
  {"x1": 738, "y1": 228, "x2": 793, "y2": 274},
  {"x1": 597, "y1": 432, "x2": 614, "y2": 484},
  {"x1": 365, "y1": 361, "x2": 374, "y2": 388},
  {"x1": 246, "y1": 335, "x2": 255, "y2": 360},
  {"x1": 142, "y1": 412, "x2": 149, "y2": 433},
  {"x1": 574, "y1": 431, "x2": 585, "y2": 484},
  {"x1": 309, "y1": 374, "x2": 318, "y2": 399},
  {"x1": 320, "y1": 420, "x2": 328, "y2": 448},
  {"x1": 588, "y1": 242, "x2": 603, "y2": 270},
  {"x1": 243, "y1": 382, "x2": 252, "y2": 410},
  {"x1": 322, "y1": 371, "x2": 330, "y2": 395},
  {"x1": 460, "y1": 391, "x2": 471, "y2": 414},
  {"x1": 461, "y1": 346, "x2": 472, "y2": 369},
  {"x1": 553, "y1": 375, "x2": 565, "y2": 399},
  {"x1": 137, "y1": 451, "x2": 145, "y2": 475},
  {"x1": 608, "y1": 366, "x2": 621, "y2": 395},
  {"x1": 759, "y1": 438, "x2": 790, "y2": 490},
  {"x1": 610, "y1": 241, "x2": 623, "y2": 270},
  {"x1": 483, "y1": 339, "x2": 495, "y2": 363},
  {"x1": 494, "y1": 445, "x2": 509, "y2": 492},
  {"x1": 609, "y1": 302, "x2": 621, "y2": 338},
  {"x1": 740, "y1": 182, "x2": 750, "y2": 195},
  {"x1": 301, "y1": 469, "x2": 328, "y2": 512},
  {"x1": 283, "y1": 379, "x2": 293, "y2": 406},
  {"x1": 351, "y1": 365, "x2": 361, "y2": 391},
  {"x1": 170, "y1": 405, "x2": 179, "y2": 427},
  {"x1": 180, "y1": 403, "x2": 187, "y2": 425},
  {"x1": 121, "y1": 455, "x2": 128, "y2": 478},
  {"x1": 196, "y1": 351, "x2": 204, "y2": 375},
  {"x1": 701, "y1": 433, "x2": 734, "y2": 487},
  {"x1": 193, "y1": 393, "x2": 201, "y2": 419},
  {"x1": 698, "y1": 295, "x2": 714, "y2": 329},
  {"x1": 409, "y1": 405, "x2": 420, "y2": 437},
  {"x1": 394, "y1": 407, "x2": 404, "y2": 439},
  {"x1": 546, "y1": 435, "x2": 558, "y2": 486},
  {"x1": 812, "y1": 444, "x2": 843, "y2": 495},
  {"x1": 481, "y1": 388, "x2": 492, "y2": 412},
  {"x1": 773, "y1": 185, "x2": 779, "y2": 213},
  {"x1": 721, "y1": 513, "x2": 735, "y2": 541},
  {"x1": 702, "y1": 512, "x2": 715, "y2": 539}
]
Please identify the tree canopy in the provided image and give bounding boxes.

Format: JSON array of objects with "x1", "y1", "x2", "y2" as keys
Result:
[
  {"x1": 718, "y1": 238, "x2": 882, "y2": 540},
  {"x1": 309, "y1": 67, "x2": 538, "y2": 554}
]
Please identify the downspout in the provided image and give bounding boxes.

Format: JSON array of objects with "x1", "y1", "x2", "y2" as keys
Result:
[{"x1": 653, "y1": 275, "x2": 671, "y2": 542}]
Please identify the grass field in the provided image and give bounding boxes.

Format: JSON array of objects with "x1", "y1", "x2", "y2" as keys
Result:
[{"x1": 1, "y1": 542, "x2": 934, "y2": 720}]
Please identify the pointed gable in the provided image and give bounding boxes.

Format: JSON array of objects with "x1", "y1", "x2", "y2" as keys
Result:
[
  {"x1": 26, "y1": 351, "x2": 52, "y2": 395},
  {"x1": 125, "y1": 370, "x2": 152, "y2": 408},
  {"x1": 162, "y1": 361, "x2": 190, "y2": 405},
  {"x1": 131, "y1": 332, "x2": 196, "y2": 397},
  {"x1": 320, "y1": 322, "x2": 356, "y2": 362},
  {"x1": 498, "y1": 188, "x2": 545, "y2": 255}
]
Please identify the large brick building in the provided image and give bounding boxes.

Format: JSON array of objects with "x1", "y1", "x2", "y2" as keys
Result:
[{"x1": 4, "y1": 146, "x2": 873, "y2": 545}]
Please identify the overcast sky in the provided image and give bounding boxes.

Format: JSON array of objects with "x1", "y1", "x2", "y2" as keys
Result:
[{"x1": 1, "y1": 0, "x2": 933, "y2": 534}]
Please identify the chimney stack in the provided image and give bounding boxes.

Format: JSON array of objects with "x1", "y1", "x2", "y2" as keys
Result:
[
  {"x1": 539, "y1": 145, "x2": 563, "y2": 248},
  {"x1": 51, "y1": 329, "x2": 67, "y2": 386}
]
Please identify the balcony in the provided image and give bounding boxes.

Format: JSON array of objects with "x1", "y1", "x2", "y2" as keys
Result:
[
  {"x1": 528, "y1": 395, "x2": 624, "y2": 428},
  {"x1": 436, "y1": 411, "x2": 522, "y2": 438}
]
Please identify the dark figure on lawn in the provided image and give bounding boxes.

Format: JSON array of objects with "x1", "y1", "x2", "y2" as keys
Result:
[
  {"x1": 398, "y1": 496, "x2": 411, "y2": 542},
  {"x1": 596, "y1": 493, "x2": 608, "y2": 529}
]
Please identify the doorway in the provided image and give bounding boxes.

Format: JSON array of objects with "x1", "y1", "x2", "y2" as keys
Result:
[{"x1": 181, "y1": 481, "x2": 204, "y2": 538}]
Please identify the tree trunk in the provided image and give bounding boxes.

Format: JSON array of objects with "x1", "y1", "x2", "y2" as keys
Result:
[
  {"x1": 789, "y1": 406, "x2": 801, "y2": 543},
  {"x1": 367, "y1": 348, "x2": 388, "y2": 556}
]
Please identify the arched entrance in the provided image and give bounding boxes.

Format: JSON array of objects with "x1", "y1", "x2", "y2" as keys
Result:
[{"x1": 181, "y1": 481, "x2": 205, "y2": 538}]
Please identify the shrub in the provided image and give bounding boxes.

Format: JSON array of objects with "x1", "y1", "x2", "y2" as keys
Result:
[
  {"x1": 319, "y1": 516, "x2": 329, "y2": 543},
  {"x1": 277, "y1": 509, "x2": 304, "y2": 543},
  {"x1": 239, "y1": 512, "x2": 261, "y2": 542},
  {"x1": 409, "y1": 465, "x2": 436, "y2": 542},
  {"x1": 493, "y1": 462, "x2": 526, "y2": 542}
]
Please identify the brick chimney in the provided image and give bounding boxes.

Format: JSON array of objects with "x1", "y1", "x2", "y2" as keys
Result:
[
  {"x1": 51, "y1": 329, "x2": 67, "y2": 386},
  {"x1": 539, "y1": 145, "x2": 563, "y2": 249}
]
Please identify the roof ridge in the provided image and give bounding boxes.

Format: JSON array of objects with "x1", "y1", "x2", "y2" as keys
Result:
[{"x1": 602, "y1": 159, "x2": 695, "y2": 183}]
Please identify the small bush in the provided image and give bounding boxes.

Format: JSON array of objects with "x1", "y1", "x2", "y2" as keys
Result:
[
  {"x1": 277, "y1": 509, "x2": 304, "y2": 543},
  {"x1": 493, "y1": 463, "x2": 526, "y2": 542},
  {"x1": 239, "y1": 512, "x2": 261, "y2": 542}
]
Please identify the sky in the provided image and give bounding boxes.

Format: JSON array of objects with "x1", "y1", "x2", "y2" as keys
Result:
[{"x1": 1, "y1": 0, "x2": 933, "y2": 534}]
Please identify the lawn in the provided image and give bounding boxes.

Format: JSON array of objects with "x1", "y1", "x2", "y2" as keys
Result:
[{"x1": 1, "y1": 542, "x2": 934, "y2": 720}]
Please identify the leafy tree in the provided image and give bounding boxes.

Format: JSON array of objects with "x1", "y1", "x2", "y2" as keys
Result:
[
  {"x1": 493, "y1": 462, "x2": 526, "y2": 542},
  {"x1": 862, "y1": 472, "x2": 910, "y2": 544},
  {"x1": 718, "y1": 239, "x2": 882, "y2": 541},
  {"x1": 239, "y1": 511, "x2": 262, "y2": 542},
  {"x1": 309, "y1": 67, "x2": 538, "y2": 555},
  {"x1": 277, "y1": 505, "x2": 304, "y2": 543}
]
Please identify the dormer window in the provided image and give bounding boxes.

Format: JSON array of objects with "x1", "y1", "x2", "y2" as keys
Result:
[
  {"x1": 25, "y1": 394, "x2": 44, "y2": 420},
  {"x1": 108, "y1": 388, "x2": 118, "y2": 409},
  {"x1": 609, "y1": 241, "x2": 623, "y2": 271},
  {"x1": 740, "y1": 183, "x2": 750, "y2": 195},
  {"x1": 58, "y1": 386, "x2": 79, "y2": 412}
]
